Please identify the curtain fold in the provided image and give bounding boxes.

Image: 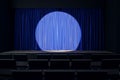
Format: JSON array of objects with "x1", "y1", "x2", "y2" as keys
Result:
[{"x1": 14, "y1": 8, "x2": 104, "y2": 50}]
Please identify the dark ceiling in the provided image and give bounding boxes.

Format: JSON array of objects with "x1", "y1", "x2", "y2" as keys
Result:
[{"x1": 12, "y1": 0, "x2": 106, "y2": 8}]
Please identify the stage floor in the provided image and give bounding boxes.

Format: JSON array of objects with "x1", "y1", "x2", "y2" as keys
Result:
[{"x1": 1, "y1": 50, "x2": 113, "y2": 54}]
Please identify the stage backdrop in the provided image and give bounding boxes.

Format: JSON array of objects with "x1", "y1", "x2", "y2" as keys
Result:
[{"x1": 14, "y1": 8, "x2": 104, "y2": 50}]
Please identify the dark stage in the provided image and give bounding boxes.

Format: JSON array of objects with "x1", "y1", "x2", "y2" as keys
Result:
[
  {"x1": 1, "y1": 50, "x2": 113, "y2": 54},
  {"x1": 0, "y1": 0, "x2": 120, "y2": 80}
]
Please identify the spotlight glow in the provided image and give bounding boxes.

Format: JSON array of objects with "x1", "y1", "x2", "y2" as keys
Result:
[{"x1": 35, "y1": 11, "x2": 81, "y2": 51}]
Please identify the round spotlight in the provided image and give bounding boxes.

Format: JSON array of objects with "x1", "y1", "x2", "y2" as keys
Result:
[{"x1": 35, "y1": 11, "x2": 81, "y2": 51}]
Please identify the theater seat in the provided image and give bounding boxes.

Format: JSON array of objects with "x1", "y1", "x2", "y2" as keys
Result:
[
  {"x1": 102, "y1": 59, "x2": 120, "y2": 69},
  {"x1": 0, "y1": 55, "x2": 12, "y2": 59},
  {"x1": 69, "y1": 54, "x2": 85, "y2": 59},
  {"x1": 14, "y1": 55, "x2": 27, "y2": 61},
  {"x1": 0, "y1": 59, "x2": 16, "y2": 69},
  {"x1": 28, "y1": 59, "x2": 49, "y2": 69},
  {"x1": 92, "y1": 54, "x2": 120, "y2": 60},
  {"x1": 71, "y1": 59, "x2": 91, "y2": 69},
  {"x1": 44, "y1": 70, "x2": 75, "y2": 80},
  {"x1": 52, "y1": 54, "x2": 68, "y2": 59},
  {"x1": 50, "y1": 59, "x2": 70, "y2": 69},
  {"x1": 77, "y1": 70, "x2": 108, "y2": 80},
  {"x1": 12, "y1": 70, "x2": 42, "y2": 80},
  {"x1": 37, "y1": 54, "x2": 51, "y2": 59}
]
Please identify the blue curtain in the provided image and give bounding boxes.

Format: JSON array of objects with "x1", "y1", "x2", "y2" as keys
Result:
[{"x1": 14, "y1": 8, "x2": 104, "y2": 50}]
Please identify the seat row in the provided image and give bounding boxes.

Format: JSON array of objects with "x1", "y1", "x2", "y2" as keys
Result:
[{"x1": 0, "y1": 59, "x2": 120, "y2": 69}]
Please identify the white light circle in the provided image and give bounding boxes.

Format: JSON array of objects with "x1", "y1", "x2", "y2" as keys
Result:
[{"x1": 35, "y1": 11, "x2": 82, "y2": 51}]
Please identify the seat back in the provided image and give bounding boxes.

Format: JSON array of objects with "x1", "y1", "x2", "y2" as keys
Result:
[
  {"x1": 12, "y1": 70, "x2": 42, "y2": 80},
  {"x1": 28, "y1": 59, "x2": 49, "y2": 69}
]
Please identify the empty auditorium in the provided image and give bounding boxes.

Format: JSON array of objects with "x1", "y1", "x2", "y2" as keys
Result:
[{"x1": 0, "y1": 0, "x2": 120, "y2": 80}]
